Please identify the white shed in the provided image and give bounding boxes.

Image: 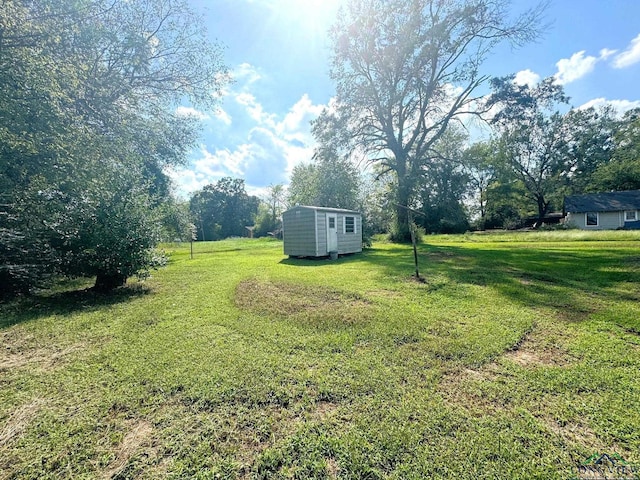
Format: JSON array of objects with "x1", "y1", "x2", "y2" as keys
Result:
[{"x1": 282, "y1": 206, "x2": 362, "y2": 258}]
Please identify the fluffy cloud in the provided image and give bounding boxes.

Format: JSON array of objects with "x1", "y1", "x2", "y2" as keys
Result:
[
  {"x1": 171, "y1": 66, "x2": 327, "y2": 197},
  {"x1": 613, "y1": 33, "x2": 640, "y2": 68},
  {"x1": 513, "y1": 69, "x2": 540, "y2": 87},
  {"x1": 213, "y1": 109, "x2": 232, "y2": 125},
  {"x1": 554, "y1": 51, "x2": 598, "y2": 85},
  {"x1": 599, "y1": 48, "x2": 617, "y2": 61},
  {"x1": 175, "y1": 106, "x2": 210, "y2": 120},
  {"x1": 578, "y1": 97, "x2": 640, "y2": 115}
]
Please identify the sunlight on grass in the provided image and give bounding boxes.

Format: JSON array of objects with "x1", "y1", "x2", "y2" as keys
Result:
[{"x1": 1, "y1": 234, "x2": 639, "y2": 478}]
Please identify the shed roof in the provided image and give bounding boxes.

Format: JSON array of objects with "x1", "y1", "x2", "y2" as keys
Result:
[
  {"x1": 284, "y1": 205, "x2": 361, "y2": 215},
  {"x1": 564, "y1": 190, "x2": 640, "y2": 213}
]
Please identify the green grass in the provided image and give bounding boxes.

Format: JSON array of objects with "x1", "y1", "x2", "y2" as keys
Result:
[{"x1": 1, "y1": 232, "x2": 639, "y2": 479}]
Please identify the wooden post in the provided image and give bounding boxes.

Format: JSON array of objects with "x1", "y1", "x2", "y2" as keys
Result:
[
  {"x1": 393, "y1": 203, "x2": 424, "y2": 282},
  {"x1": 409, "y1": 214, "x2": 420, "y2": 279}
]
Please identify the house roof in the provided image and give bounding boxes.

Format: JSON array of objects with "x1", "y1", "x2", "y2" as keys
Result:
[
  {"x1": 564, "y1": 190, "x2": 640, "y2": 213},
  {"x1": 285, "y1": 205, "x2": 361, "y2": 215}
]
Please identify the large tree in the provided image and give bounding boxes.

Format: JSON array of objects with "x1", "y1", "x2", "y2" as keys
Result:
[
  {"x1": 323, "y1": 0, "x2": 544, "y2": 241},
  {"x1": 0, "y1": 0, "x2": 227, "y2": 293},
  {"x1": 489, "y1": 76, "x2": 570, "y2": 221}
]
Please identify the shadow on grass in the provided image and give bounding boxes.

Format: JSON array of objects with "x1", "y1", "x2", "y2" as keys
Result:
[
  {"x1": 283, "y1": 242, "x2": 640, "y2": 323},
  {"x1": 0, "y1": 283, "x2": 152, "y2": 329}
]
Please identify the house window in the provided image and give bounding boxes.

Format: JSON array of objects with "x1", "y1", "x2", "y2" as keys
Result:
[
  {"x1": 344, "y1": 216, "x2": 355, "y2": 233},
  {"x1": 585, "y1": 212, "x2": 598, "y2": 226},
  {"x1": 625, "y1": 210, "x2": 637, "y2": 221},
  {"x1": 328, "y1": 217, "x2": 335, "y2": 229}
]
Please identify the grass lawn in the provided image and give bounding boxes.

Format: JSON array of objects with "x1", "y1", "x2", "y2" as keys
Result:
[{"x1": 1, "y1": 231, "x2": 639, "y2": 479}]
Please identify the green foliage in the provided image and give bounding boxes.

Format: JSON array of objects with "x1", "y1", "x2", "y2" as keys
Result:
[
  {"x1": 489, "y1": 76, "x2": 571, "y2": 220},
  {"x1": 189, "y1": 178, "x2": 259, "y2": 241},
  {"x1": 417, "y1": 127, "x2": 471, "y2": 234},
  {"x1": 253, "y1": 203, "x2": 279, "y2": 238},
  {"x1": 253, "y1": 184, "x2": 285, "y2": 238},
  {"x1": 288, "y1": 157, "x2": 361, "y2": 210},
  {"x1": 588, "y1": 158, "x2": 640, "y2": 192},
  {"x1": 586, "y1": 108, "x2": 640, "y2": 192},
  {"x1": 0, "y1": 0, "x2": 227, "y2": 293}
]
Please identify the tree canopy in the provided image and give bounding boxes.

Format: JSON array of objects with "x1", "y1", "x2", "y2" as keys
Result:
[{"x1": 0, "y1": 0, "x2": 227, "y2": 294}]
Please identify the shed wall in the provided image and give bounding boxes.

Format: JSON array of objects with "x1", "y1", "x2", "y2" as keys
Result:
[
  {"x1": 283, "y1": 208, "x2": 318, "y2": 256},
  {"x1": 337, "y1": 215, "x2": 362, "y2": 254},
  {"x1": 316, "y1": 211, "x2": 327, "y2": 255}
]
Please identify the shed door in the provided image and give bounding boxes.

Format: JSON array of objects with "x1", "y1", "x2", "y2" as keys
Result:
[{"x1": 326, "y1": 214, "x2": 338, "y2": 252}]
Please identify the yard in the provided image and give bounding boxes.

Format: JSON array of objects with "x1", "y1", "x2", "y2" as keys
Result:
[{"x1": 1, "y1": 231, "x2": 639, "y2": 479}]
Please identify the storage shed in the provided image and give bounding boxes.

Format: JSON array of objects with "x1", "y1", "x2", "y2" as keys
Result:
[{"x1": 282, "y1": 206, "x2": 362, "y2": 258}]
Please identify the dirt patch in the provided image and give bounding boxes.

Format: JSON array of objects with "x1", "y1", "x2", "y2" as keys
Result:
[
  {"x1": 102, "y1": 420, "x2": 154, "y2": 479},
  {"x1": 504, "y1": 329, "x2": 572, "y2": 367},
  {"x1": 544, "y1": 418, "x2": 601, "y2": 450},
  {"x1": 311, "y1": 401, "x2": 339, "y2": 420},
  {"x1": 0, "y1": 331, "x2": 85, "y2": 372},
  {"x1": 0, "y1": 399, "x2": 45, "y2": 448},
  {"x1": 235, "y1": 279, "x2": 372, "y2": 325},
  {"x1": 437, "y1": 367, "x2": 508, "y2": 416},
  {"x1": 326, "y1": 457, "x2": 340, "y2": 478}
]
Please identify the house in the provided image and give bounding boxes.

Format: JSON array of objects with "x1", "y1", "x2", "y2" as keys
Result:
[
  {"x1": 282, "y1": 205, "x2": 362, "y2": 258},
  {"x1": 564, "y1": 190, "x2": 640, "y2": 230}
]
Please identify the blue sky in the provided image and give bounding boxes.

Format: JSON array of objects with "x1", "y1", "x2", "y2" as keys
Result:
[{"x1": 170, "y1": 0, "x2": 640, "y2": 198}]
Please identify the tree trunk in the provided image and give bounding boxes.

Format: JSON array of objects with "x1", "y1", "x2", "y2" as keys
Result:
[
  {"x1": 536, "y1": 195, "x2": 547, "y2": 223},
  {"x1": 391, "y1": 178, "x2": 411, "y2": 243},
  {"x1": 94, "y1": 272, "x2": 127, "y2": 292}
]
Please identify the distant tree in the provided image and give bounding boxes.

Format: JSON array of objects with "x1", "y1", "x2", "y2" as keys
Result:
[
  {"x1": 560, "y1": 106, "x2": 617, "y2": 194},
  {"x1": 324, "y1": 0, "x2": 545, "y2": 241},
  {"x1": 254, "y1": 184, "x2": 286, "y2": 237},
  {"x1": 587, "y1": 108, "x2": 640, "y2": 192},
  {"x1": 489, "y1": 76, "x2": 570, "y2": 221},
  {"x1": 288, "y1": 157, "x2": 361, "y2": 210},
  {"x1": 462, "y1": 141, "x2": 499, "y2": 227},
  {"x1": 417, "y1": 128, "x2": 470, "y2": 233},
  {"x1": 189, "y1": 178, "x2": 259, "y2": 241}
]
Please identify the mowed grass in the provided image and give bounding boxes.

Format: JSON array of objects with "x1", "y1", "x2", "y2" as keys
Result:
[{"x1": 1, "y1": 232, "x2": 639, "y2": 479}]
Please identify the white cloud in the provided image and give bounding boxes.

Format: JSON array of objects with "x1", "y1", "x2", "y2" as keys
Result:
[
  {"x1": 599, "y1": 48, "x2": 617, "y2": 60},
  {"x1": 280, "y1": 94, "x2": 323, "y2": 133},
  {"x1": 171, "y1": 93, "x2": 325, "y2": 196},
  {"x1": 613, "y1": 33, "x2": 640, "y2": 68},
  {"x1": 170, "y1": 60, "x2": 330, "y2": 197},
  {"x1": 233, "y1": 62, "x2": 262, "y2": 86},
  {"x1": 513, "y1": 69, "x2": 541, "y2": 87},
  {"x1": 235, "y1": 92, "x2": 277, "y2": 126},
  {"x1": 554, "y1": 51, "x2": 598, "y2": 85},
  {"x1": 578, "y1": 97, "x2": 640, "y2": 116},
  {"x1": 175, "y1": 106, "x2": 210, "y2": 120},
  {"x1": 214, "y1": 108, "x2": 232, "y2": 125}
]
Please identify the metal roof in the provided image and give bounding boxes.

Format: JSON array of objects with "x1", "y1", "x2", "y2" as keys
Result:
[
  {"x1": 284, "y1": 205, "x2": 361, "y2": 215},
  {"x1": 564, "y1": 190, "x2": 640, "y2": 213}
]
